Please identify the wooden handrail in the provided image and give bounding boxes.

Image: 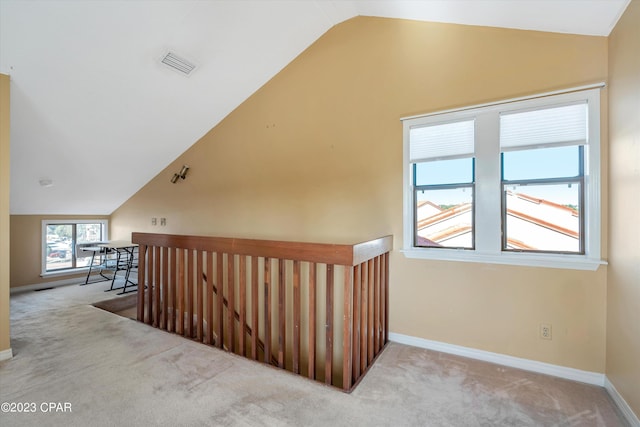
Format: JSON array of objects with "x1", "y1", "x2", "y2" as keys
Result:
[{"x1": 132, "y1": 232, "x2": 392, "y2": 266}]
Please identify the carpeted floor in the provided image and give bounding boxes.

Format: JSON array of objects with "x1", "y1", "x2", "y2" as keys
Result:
[{"x1": 0, "y1": 283, "x2": 628, "y2": 426}]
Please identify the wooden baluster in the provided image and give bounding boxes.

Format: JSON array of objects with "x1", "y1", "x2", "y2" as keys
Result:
[
  {"x1": 308, "y1": 262, "x2": 316, "y2": 380},
  {"x1": 360, "y1": 261, "x2": 368, "y2": 372},
  {"x1": 161, "y1": 246, "x2": 168, "y2": 330},
  {"x1": 146, "y1": 246, "x2": 153, "y2": 325},
  {"x1": 147, "y1": 246, "x2": 155, "y2": 326},
  {"x1": 216, "y1": 252, "x2": 224, "y2": 349},
  {"x1": 292, "y1": 260, "x2": 300, "y2": 374},
  {"x1": 352, "y1": 263, "x2": 361, "y2": 380},
  {"x1": 367, "y1": 259, "x2": 374, "y2": 364},
  {"x1": 196, "y1": 249, "x2": 204, "y2": 342},
  {"x1": 325, "y1": 264, "x2": 334, "y2": 385},
  {"x1": 278, "y1": 259, "x2": 285, "y2": 369},
  {"x1": 251, "y1": 256, "x2": 259, "y2": 360},
  {"x1": 186, "y1": 249, "x2": 194, "y2": 338},
  {"x1": 206, "y1": 251, "x2": 214, "y2": 345},
  {"x1": 377, "y1": 256, "x2": 382, "y2": 348},
  {"x1": 145, "y1": 246, "x2": 151, "y2": 325},
  {"x1": 239, "y1": 255, "x2": 247, "y2": 357},
  {"x1": 227, "y1": 253, "x2": 235, "y2": 353},
  {"x1": 154, "y1": 246, "x2": 161, "y2": 327},
  {"x1": 384, "y1": 252, "x2": 389, "y2": 344},
  {"x1": 342, "y1": 265, "x2": 353, "y2": 391},
  {"x1": 172, "y1": 247, "x2": 178, "y2": 333},
  {"x1": 374, "y1": 255, "x2": 380, "y2": 354},
  {"x1": 168, "y1": 247, "x2": 175, "y2": 333},
  {"x1": 177, "y1": 248, "x2": 184, "y2": 336},
  {"x1": 264, "y1": 257, "x2": 271, "y2": 364},
  {"x1": 137, "y1": 244, "x2": 146, "y2": 323}
]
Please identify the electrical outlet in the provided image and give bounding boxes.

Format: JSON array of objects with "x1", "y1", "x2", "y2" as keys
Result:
[
  {"x1": 151, "y1": 217, "x2": 157, "y2": 226},
  {"x1": 540, "y1": 323, "x2": 552, "y2": 340},
  {"x1": 160, "y1": 218, "x2": 166, "y2": 226}
]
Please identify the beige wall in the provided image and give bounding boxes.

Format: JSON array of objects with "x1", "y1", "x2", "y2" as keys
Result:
[
  {"x1": 607, "y1": 0, "x2": 640, "y2": 418},
  {"x1": 9, "y1": 215, "x2": 110, "y2": 289},
  {"x1": 0, "y1": 74, "x2": 11, "y2": 353},
  {"x1": 112, "y1": 17, "x2": 610, "y2": 372}
]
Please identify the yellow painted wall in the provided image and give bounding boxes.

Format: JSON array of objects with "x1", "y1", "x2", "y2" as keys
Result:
[
  {"x1": 0, "y1": 74, "x2": 11, "y2": 354},
  {"x1": 607, "y1": 0, "x2": 640, "y2": 418},
  {"x1": 111, "y1": 17, "x2": 609, "y2": 372},
  {"x1": 9, "y1": 215, "x2": 110, "y2": 289}
]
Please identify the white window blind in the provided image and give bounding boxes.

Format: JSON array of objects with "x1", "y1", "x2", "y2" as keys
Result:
[
  {"x1": 409, "y1": 119, "x2": 475, "y2": 162},
  {"x1": 500, "y1": 102, "x2": 588, "y2": 151}
]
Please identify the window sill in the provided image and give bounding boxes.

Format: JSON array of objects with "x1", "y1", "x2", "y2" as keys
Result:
[
  {"x1": 401, "y1": 248, "x2": 607, "y2": 271},
  {"x1": 41, "y1": 267, "x2": 92, "y2": 278}
]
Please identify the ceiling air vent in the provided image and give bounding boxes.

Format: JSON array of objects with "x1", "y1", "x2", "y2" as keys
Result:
[{"x1": 160, "y1": 52, "x2": 196, "y2": 76}]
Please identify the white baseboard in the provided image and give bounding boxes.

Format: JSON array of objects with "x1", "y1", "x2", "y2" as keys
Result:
[
  {"x1": 388, "y1": 332, "x2": 605, "y2": 386},
  {"x1": 10, "y1": 277, "x2": 83, "y2": 294},
  {"x1": 0, "y1": 348, "x2": 13, "y2": 362},
  {"x1": 605, "y1": 377, "x2": 640, "y2": 427}
]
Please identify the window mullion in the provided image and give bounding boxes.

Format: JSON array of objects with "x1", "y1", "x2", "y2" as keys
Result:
[
  {"x1": 71, "y1": 223, "x2": 77, "y2": 269},
  {"x1": 474, "y1": 112, "x2": 502, "y2": 254},
  {"x1": 585, "y1": 93, "x2": 601, "y2": 260}
]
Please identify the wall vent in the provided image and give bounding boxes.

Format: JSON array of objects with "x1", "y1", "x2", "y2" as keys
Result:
[{"x1": 160, "y1": 52, "x2": 196, "y2": 76}]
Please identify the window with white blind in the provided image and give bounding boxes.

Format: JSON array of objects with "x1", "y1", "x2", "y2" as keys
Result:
[
  {"x1": 500, "y1": 102, "x2": 587, "y2": 254},
  {"x1": 402, "y1": 86, "x2": 605, "y2": 270},
  {"x1": 411, "y1": 120, "x2": 475, "y2": 249}
]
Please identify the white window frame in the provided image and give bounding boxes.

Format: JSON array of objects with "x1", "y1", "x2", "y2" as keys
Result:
[
  {"x1": 41, "y1": 219, "x2": 109, "y2": 276},
  {"x1": 402, "y1": 84, "x2": 606, "y2": 271}
]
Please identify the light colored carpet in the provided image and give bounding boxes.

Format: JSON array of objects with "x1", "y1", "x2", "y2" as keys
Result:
[{"x1": 0, "y1": 283, "x2": 627, "y2": 426}]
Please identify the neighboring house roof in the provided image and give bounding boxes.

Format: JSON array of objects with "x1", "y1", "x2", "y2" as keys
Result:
[
  {"x1": 511, "y1": 191, "x2": 579, "y2": 217},
  {"x1": 416, "y1": 200, "x2": 442, "y2": 210},
  {"x1": 428, "y1": 225, "x2": 473, "y2": 243},
  {"x1": 417, "y1": 191, "x2": 580, "y2": 249},
  {"x1": 417, "y1": 203, "x2": 472, "y2": 230},
  {"x1": 505, "y1": 238, "x2": 536, "y2": 250},
  {"x1": 415, "y1": 235, "x2": 441, "y2": 247},
  {"x1": 507, "y1": 208, "x2": 579, "y2": 238}
]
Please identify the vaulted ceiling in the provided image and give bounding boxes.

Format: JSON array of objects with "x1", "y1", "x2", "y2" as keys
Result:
[{"x1": 0, "y1": 0, "x2": 630, "y2": 215}]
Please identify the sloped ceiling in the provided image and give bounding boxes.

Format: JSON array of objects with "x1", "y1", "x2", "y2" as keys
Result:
[{"x1": 0, "y1": 0, "x2": 630, "y2": 215}]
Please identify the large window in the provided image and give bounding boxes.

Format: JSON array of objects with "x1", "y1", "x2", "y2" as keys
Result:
[
  {"x1": 402, "y1": 86, "x2": 603, "y2": 270},
  {"x1": 42, "y1": 219, "x2": 108, "y2": 274}
]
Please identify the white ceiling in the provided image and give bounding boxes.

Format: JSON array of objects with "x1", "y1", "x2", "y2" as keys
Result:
[{"x1": 0, "y1": 0, "x2": 630, "y2": 215}]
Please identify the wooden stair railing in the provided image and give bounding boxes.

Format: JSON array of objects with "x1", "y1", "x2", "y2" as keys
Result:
[{"x1": 132, "y1": 232, "x2": 392, "y2": 392}]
